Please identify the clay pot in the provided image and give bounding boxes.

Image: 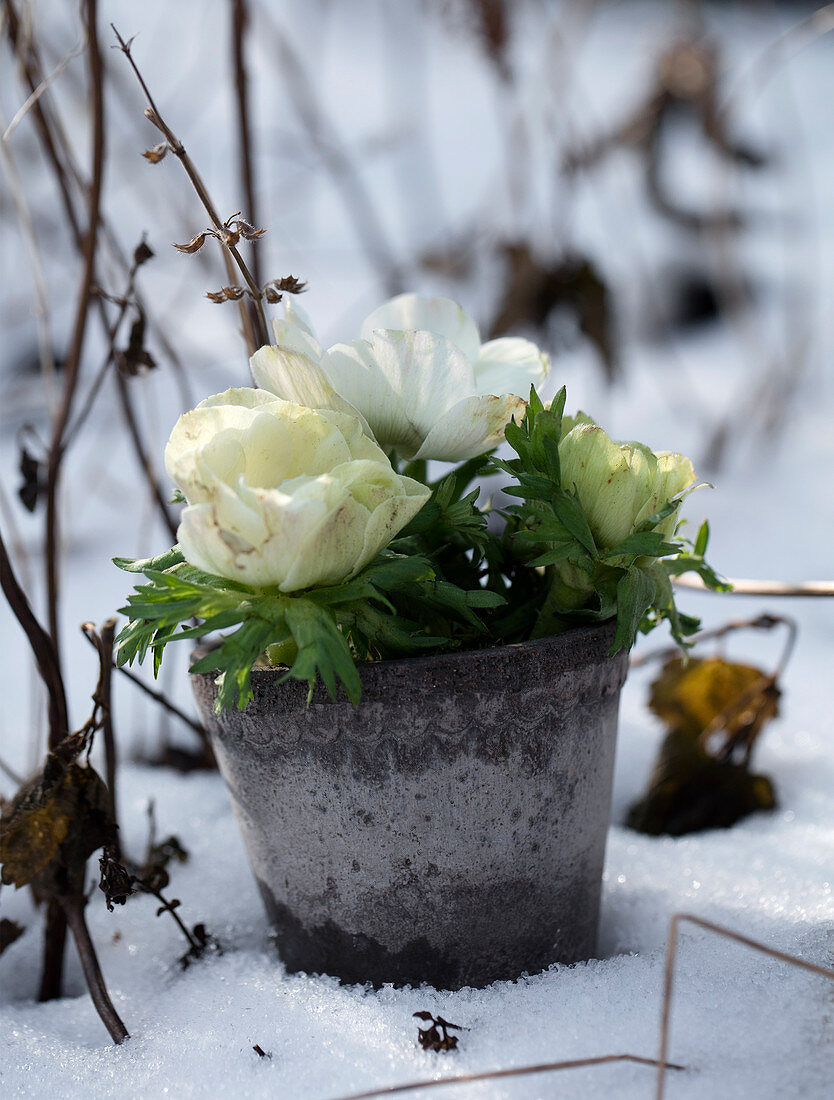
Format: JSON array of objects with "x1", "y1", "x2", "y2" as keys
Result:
[{"x1": 191, "y1": 621, "x2": 628, "y2": 989}]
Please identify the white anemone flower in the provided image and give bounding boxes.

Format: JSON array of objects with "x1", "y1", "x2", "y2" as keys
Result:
[
  {"x1": 164, "y1": 387, "x2": 430, "y2": 591},
  {"x1": 250, "y1": 293, "x2": 550, "y2": 462}
]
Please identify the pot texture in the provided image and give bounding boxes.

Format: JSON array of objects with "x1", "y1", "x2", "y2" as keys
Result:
[{"x1": 191, "y1": 622, "x2": 628, "y2": 989}]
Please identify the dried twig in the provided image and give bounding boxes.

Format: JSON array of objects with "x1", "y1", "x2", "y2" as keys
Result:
[
  {"x1": 230, "y1": 0, "x2": 260, "y2": 288},
  {"x1": 2, "y1": 0, "x2": 84, "y2": 242},
  {"x1": 0, "y1": 99, "x2": 58, "y2": 408},
  {"x1": 81, "y1": 620, "x2": 120, "y2": 857},
  {"x1": 673, "y1": 574, "x2": 834, "y2": 598},
  {"x1": 111, "y1": 24, "x2": 268, "y2": 353},
  {"x1": 84, "y1": 625, "x2": 211, "y2": 756},
  {"x1": 629, "y1": 613, "x2": 793, "y2": 670},
  {"x1": 655, "y1": 913, "x2": 834, "y2": 1100},
  {"x1": 114, "y1": 369, "x2": 179, "y2": 542},
  {"x1": 2, "y1": 1, "x2": 193, "y2": 416},
  {"x1": 261, "y1": 14, "x2": 403, "y2": 296},
  {"x1": 60, "y1": 895, "x2": 129, "y2": 1044},
  {"x1": 0, "y1": 527, "x2": 68, "y2": 744},
  {"x1": 114, "y1": 664, "x2": 208, "y2": 742},
  {"x1": 331, "y1": 1053, "x2": 684, "y2": 1100},
  {"x1": 0, "y1": 753, "x2": 24, "y2": 788},
  {"x1": 43, "y1": 0, "x2": 105, "y2": 671},
  {"x1": 2, "y1": 29, "x2": 88, "y2": 140}
]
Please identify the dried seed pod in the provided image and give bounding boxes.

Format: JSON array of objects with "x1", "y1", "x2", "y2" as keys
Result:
[
  {"x1": 274, "y1": 275, "x2": 307, "y2": 294},
  {"x1": 133, "y1": 241, "x2": 154, "y2": 266},
  {"x1": 98, "y1": 848, "x2": 134, "y2": 911},
  {"x1": 235, "y1": 219, "x2": 266, "y2": 241},
  {"x1": 142, "y1": 142, "x2": 169, "y2": 163},
  {"x1": 264, "y1": 286, "x2": 283, "y2": 304},
  {"x1": 205, "y1": 285, "x2": 246, "y2": 303},
  {"x1": 18, "y1": 445, "x2": 42, "y2": 513},
  {"x1": 174, "y1": 232, "x2": 209, "y2": 255}
]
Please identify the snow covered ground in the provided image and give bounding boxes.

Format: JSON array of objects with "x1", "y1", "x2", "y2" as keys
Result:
[{"x1": 1, "y1": 2, "x2": 833, "y2": 1097}]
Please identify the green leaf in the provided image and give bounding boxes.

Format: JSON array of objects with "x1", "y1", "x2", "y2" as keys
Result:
[
  {"x1": 694, "y1": 520, "x2": 709, "y2": 558},
  {"x1": 113, "y1": 546, "x2": 184, "y2": 573},
  {"x1": 528, "y1": 544, "x2": 577, "y2": 568},
  {"x1": 550, "y1": 494, "x2": 597, "y2": 556},
  {"x1": 549, "y1": 386, "x2": 567, "y2": 423},
  {"x1": 611, "y1": 568, "x2": 656, "y2": 655},
  {"x1": 283, "y1": 601, "x2": 361, "y2": 703},
  {"x1": 603, "y1": 531, "x2": 680, "y2": 560}
]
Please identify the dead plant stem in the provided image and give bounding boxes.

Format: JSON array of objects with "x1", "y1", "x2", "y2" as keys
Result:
[
  {"x1": 673, "y1": 574, "x2": 834, "y2": 597},
  {"x1": 115, "y1": 664, "x2": 208, "y2": 741},
  {"x1": 82, "y1": 620, "x2": 120, "y2": 857},
  {"x1": 231, "y1": 0, "x2": 260, "y2": 287},
  {"x1": 655, "y1": 913, "x2": 834, "y2": 1100},
  {"x1": 114, "y1": 370, "x2": 178, "y2": 541},
  {"x1": 111, "y1": 24, "x2": 268, "y2": 353},
  {"x1": 333, "y1": 1054, "x2": 684, "y2": 1100},
  {"x1": 43, "y1": 0, "x2": 105, "y2": 672},
  {"x1": 262, "y1": 15, "x2": 403, "y2": 296},
  {"x1": 61, "y1": 896, "x2": 129, "y2": 1044},
  {"x1": 0, "y1": 527, "x2": 68, "y2": 742}
]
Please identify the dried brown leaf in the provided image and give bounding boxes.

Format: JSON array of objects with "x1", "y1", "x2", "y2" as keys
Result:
[
  {"x1": 628, "y1": 656, "x2": 779, "y2": 836},
  {"x1": 413, "y1": 1011, "x2": 465, "y2": 1052},
  {"x1": 0, "y1": 918, "x2": 24, "y2": 956},
  {"x1": 648, "y1": 657, "x2": 778, "y2": 740},
  {"x1": 0, "y1": 748, "x2": 116, "y2": 893}
]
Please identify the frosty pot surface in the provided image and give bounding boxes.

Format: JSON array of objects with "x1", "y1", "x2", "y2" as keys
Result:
[{"x1": 191, "y1": 621, "x2": 628, "y2": 989}]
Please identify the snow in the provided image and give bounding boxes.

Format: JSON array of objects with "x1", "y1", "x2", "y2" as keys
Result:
[{"x1": 2, "y1": 1, "x2": 834, "y2": 1097}]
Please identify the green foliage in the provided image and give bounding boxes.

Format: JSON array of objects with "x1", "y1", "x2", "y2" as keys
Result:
[
  {"x1": 115, "y1": 386, "x2": 726, "y2": 710},
  {"x1": 115, "y1": 544, "x2": 503, "y2": 711},
  {"x1": 494, "y1": 386, "x2": 727, "y2": 654}
]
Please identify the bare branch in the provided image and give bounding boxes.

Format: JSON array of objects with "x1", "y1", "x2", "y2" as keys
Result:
[
  {"x1": 261, "y1": 14, "x2": 403, "y2": 296},
  {"x1": 655, "y1": 913, "x2": 834, "y2": 1100},
  {"x1": 61, "y1": 897, "x2": 129, "y2": 1044},
  {"x1": 0, "y1": 525, "x2": 68, "y2": 744},
  {"x1": 674, "y1": 574, "x2": 834, "y2": 598},
  {"x1": 230, "y1": 0, "x2": 261, "y2": 286},
  {"x1": 2, "y1": 30, "x2": 88, "y2": 141},
  {"x1": 81, "y1": 620, "x2": 120, "y2": 857},
  {"x1": 330, "y1": 1054, "x2": 684, "y2": 1100},
  {"x1": 43, "y1": 0, "x2": 106, "y2": 670},
  {"x1": 111, "y1": 23, "x2": 269, "y2": 352},
  {"x1": 114, "y1": 664, "x2": 208, "y2": 743}
]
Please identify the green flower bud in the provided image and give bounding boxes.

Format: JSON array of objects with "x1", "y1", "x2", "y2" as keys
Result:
[{"x1": 559, "y1": 422, "x2": 697, "y2": 551}]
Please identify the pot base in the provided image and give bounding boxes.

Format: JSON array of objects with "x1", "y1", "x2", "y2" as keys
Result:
[
  {"x1": 257, "y1": 873, "x2": 600, "y2": 989},
  {"x1": 193, "y1": 623, "x2": 628, "y2": 989}
]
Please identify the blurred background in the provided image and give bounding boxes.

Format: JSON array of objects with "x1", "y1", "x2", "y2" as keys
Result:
[{"x1": 1, "y1": 0, "x2": 832, "y2": 776}]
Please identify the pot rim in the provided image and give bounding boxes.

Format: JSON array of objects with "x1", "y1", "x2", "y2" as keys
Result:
[{"x1": 191, "y1": 618, "x2": 623, "y2": 700}]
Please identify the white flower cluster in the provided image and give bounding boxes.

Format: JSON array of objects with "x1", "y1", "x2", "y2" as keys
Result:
[{"x1": 165, "y1": 295, "x2": 549, "y2": 588}]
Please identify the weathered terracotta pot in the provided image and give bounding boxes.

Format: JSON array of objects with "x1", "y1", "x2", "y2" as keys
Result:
[{"x1": 191, "y1": 621, "x2": 628, "y2": 989}]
